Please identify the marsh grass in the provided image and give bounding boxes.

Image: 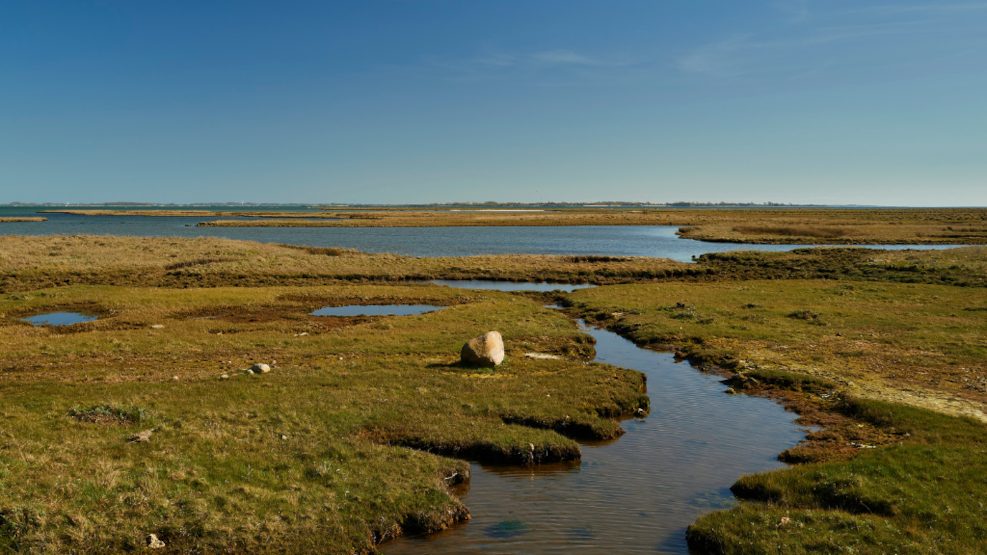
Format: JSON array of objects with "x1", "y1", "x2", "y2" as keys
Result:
[
  {"x1": 567, "y1": 280, "x2": 987, "y2": 420},
  {"x1": 732, "y1": 225, "x2": 850, "y2": 239},
  {"x1": 0, "y1": 283, "x2": 646, "y2": 554},
  {"x1": 569, "y1": 284, "x2": 987, "y2": 553},
  {"x1": 699, "y1": 246, "x2": 987, "y2": 288},
  {"x1": 0, "y1": 235, "x2": 696, "y2": 293},
  {"x1": 686, "y1": 397, "x2": 987, "y2": 554}
]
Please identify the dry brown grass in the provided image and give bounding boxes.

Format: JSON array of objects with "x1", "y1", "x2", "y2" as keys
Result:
[
  {"x1": 731, "y1": 225, "x2": 850, "y2": 239},
  {"x1": 0, "y1": 235, "x2": 696, "y2": 292},
  {"x1": 676, "y1": 208, "x2": 987, "y2": 244}
]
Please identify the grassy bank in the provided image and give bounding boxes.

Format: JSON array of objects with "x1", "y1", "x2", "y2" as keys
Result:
[
  {"x1": 566, "y1": 280, "x2": 987, "y2": 422},
  {"x1": 0, "y1": 235, "x2": 699, "y2": 293},
  {"x1": 566, "y1": 281, "x2": 987, "y2": 553},
  {"x1": 686, "y1": 392, "x2": 987, "y2": 554},
  {"x1": 699, "y1": 247, "x2": 987, "y2": 288},
  {"x1": 0, "y1": 217, "x2": 46, "y2": 223},
  {"x1": 4, "y1": 236, "x2": 984, "y2": 295},
  {"x1": 0, "y1": 283, "x2": 646, "y2": 553}
]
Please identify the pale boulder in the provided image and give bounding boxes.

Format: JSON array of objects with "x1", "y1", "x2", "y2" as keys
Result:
[{"x1": 461, "y1": 331, "x2": 505, "y2": 367}]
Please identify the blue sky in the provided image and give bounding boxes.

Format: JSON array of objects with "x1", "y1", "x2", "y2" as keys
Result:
[{"x1": 1, "y1": 1, "x2": 985, "y2": 205}]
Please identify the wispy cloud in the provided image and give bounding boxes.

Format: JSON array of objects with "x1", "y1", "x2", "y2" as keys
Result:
[
  {"x1": 467, "y1": 49, "x2": 640, "y2": 69},
  {"x1": 774, "y1": 0, "x2": 811, "y2": 23},
  {"x1": 678, "y1": 1, "x2": 986, "y2": 79},
  {"x1": 421, "y1": 48, "x2": 645, "y2": 82},
  {"x1": 849, "y1": 2, "x2": 987, "y2": 16}
]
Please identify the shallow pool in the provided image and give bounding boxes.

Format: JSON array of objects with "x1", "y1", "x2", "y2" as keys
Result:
[
  {"x1": 22, "y1": 312, "x2": 97, "y2": 326},
  {"x1": 310, "y1": 305, "x2": 444, "y2": 317}
]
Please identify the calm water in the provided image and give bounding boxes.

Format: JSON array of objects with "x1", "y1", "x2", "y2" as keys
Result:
[
  {"x1": 0, "y1": 209, "x2": 965, "y2": 263},
  {"x1": 382, "y1": 321, "x2": 806, "y2": 554},
  {"x1": 22, "y1": 312, "x2": 96, "y2": 326},
  {"x1": 310, "y1": 305, "x2": 444, "y2": 317},
  {"x1": 431, "y1": 280, "x2": 596, "y2": 292}
]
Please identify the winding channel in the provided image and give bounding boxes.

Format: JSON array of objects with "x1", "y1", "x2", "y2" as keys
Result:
[{"x1": 384, "y1": 291, "x2": 810, "y2": 554}]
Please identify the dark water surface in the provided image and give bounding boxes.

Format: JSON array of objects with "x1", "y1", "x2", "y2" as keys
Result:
[
  {"x1": 22, "y1": 312, "x2": 97, "y2": 326},
  {"x1": 310, "y1": 305, "x2": 443, "y2": 317},
  {"x1": 382, "y1": 322, "x2": 807, "y2": 554},
  {"x1": 430, "y1": 280, "x2": 596, "y2": 292},
  {"x1": 0, "y1": 210, "x2": 965, "y2": 263}
]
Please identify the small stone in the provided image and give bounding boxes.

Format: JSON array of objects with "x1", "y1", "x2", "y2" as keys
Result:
[
  {"x1": 147, "y1": 534, "x2": 165, "y2": 549},
  {"x1": 724, "y1": 387, "x2": 736, "y2": 395},
  {"x1": 524, "y1": 353, "x2": 561, "y2": 360},
  {"x1": 252, "y1": 363, "x2": 271, "y2": 374},
  {"x1": 244, "y1": 369, "x2": 255, "y2": 375},
  {"x1": 281, "y1": 434, "x2": 288, "y2": 440},
  {"x1": 461, "y1": 331, "x2": 505, "y2": 367},
  {"x1": 220, "y1": 374, "x2": 229, "y2": 380},
  {"x1": 128, "y1": 429, "x2": 153, "y2": 443},
  {"x1": 150, "y1": 324, "x2": 165, "y2": 329},
  {"x1": 171, "y1": 376, "x2": 179, "y2": 381}
]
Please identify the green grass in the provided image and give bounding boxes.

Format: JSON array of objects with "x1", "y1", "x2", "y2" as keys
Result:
[
  {"x1": 0, "y1": 284, "x2": 647, "y2": 553},
  {"x1": 567, "y1": 281, "x2": 987, "y2": 554},
  {"x1": 566, "y1": 280, "x2": 987, "y2": 414},
  {"x1": 687, "y1": 398, "x2": 987, "y2": 554}
]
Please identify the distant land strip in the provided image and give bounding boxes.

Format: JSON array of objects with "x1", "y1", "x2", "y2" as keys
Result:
[
  {"x1": 196, "y1": 208, "x2": 987, "y2": 245},
  {"x1": 37, "y1": 210, "x2": 341, "y2": 218},
  {"x1": 0, "y1": 217, "x2": 47, "y2": 222}
]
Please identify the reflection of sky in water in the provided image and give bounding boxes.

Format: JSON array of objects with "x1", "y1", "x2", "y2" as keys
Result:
[
  {"x1": 309, "y1": 305, "x2": 442, "y2": 317},
  {"x1": 22, "y1": 312, "x2": 96, "y2": 326},
  {"x1": 384, "y1": 322, "x2": 809, "y2": 554},
  {"x1": 0, "y1": 212, "x2": 967, "y2": 263}
]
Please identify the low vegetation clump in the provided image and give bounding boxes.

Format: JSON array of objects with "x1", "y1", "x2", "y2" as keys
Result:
[
  {"x1": 67, "y1": 404, "x2": 152, "y2": 424},
  {"x1": 0, "y1": 217, "x2": 46, "y2": 223}
]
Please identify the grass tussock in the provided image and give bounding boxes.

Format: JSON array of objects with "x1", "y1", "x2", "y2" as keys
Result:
[{"x1": 68, "y1": 404, "x2": 152, "y2": 424}]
